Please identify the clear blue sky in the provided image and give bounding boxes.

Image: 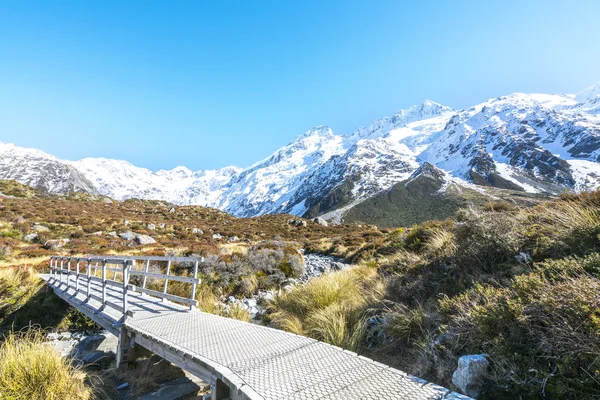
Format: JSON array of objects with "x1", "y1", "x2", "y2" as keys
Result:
[{"x1": 0, "y1": 0, "x2": 599, "y2": 171}]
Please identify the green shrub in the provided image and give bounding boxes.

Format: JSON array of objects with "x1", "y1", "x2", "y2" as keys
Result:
[
  {"x1": 0, "y1": 229, "x2": 21, "y2": 239},
  {"x1": 438, "y1": 256, "x2": 600, "y2": 399}
]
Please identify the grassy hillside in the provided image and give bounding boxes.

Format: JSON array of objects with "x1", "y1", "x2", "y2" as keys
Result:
[
  {"x1": 271, "y1": 191, "x2": 600, "y2": 398},
  {"x1": 343, "y1": 173, "x2": 549, "y2": 227},
  {"x1": 2, "y1": 179, "x2": 600, "y2": 398}
]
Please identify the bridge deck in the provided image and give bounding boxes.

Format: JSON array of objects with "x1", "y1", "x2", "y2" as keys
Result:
[{"x1": 42, "y1": 273, "x2": 468, "y2": 400}]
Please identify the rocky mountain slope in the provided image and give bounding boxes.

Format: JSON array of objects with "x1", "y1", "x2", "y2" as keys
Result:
[{"x1": 1, "y1": 81, "x2": 599, "y2": 223}]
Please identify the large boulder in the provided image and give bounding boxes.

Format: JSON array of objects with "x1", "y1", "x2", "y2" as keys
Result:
[
  {"x1": 452, "y1": 354, "x2": 489, "y2": 398},
  {"x1": 135, "y1": 234, "x2": 156, "y2": 245}
]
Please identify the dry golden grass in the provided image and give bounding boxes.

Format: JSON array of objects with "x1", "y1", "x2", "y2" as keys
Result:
[
  {"x1": 0, "y1": 330, "x2": 91, "y2": 400},
  {"x1": 269, "y1": 265, "x2": 382, "y2": 351}
]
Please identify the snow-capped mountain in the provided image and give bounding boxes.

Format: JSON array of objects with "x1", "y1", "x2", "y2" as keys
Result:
[
  {"x1": 72, "y1": 158, "x2": 241, "y2": 206},
  {"x1": 0, "y1": 142, "x2": 96, "y2": 194},
  {"x1": 2, "y1": 81, "x2": 600, "y2": 221}
]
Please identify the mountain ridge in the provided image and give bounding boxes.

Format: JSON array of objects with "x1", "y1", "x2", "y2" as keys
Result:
[{"x1": 2, "y1": 81, "x2": 600, "y2": 222}]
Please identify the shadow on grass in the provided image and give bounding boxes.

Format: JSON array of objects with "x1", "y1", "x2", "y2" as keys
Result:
[{"x1": 1, "y1": 283, "x2": 99, "y2": 333}]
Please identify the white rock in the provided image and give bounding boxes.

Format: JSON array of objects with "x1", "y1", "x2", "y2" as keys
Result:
[
  {"x1": 452, "y1": 354, "x2": 489, "y2": 398},
  {"x1": 119, "y1": 231, "x2": 135, "y2": 240},
  {"x1": 147, "y1": 223, "x2": 156, "y2": 230},
  {"x1": 313, "y1": 217, "x2": 328, "y2": 227},
  {"x1": 24, "y1": 233, "x2": 38, "y2": 242},
  {"x1": 135, "y1": 234, "x2": 156, "y2": 245}
]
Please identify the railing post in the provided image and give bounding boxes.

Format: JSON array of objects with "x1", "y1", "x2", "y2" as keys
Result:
[
  {"x1": 66, "y1": 258, "x2": 72, "y2": 290},
  {"x1": 101, "y1": 259, "x2": 107, "y2": 309},
  {"x1": 86, "y1": 258, "x2": 91, "y2": 299},
  {"x1": 190, "y1": 260, "x2": 199, "y2": 310},
  {"x1": 49, "y1": 257, "x2": 53, "y2": 281},
  {"x1": 75, "y1": 258, "x2": 80, "y2": 293},
  {"x1": 59, "y1": 258, "x2": 64, "y2": 285},
  {"x1": 162, "y1": 260, "x2": 172, "y2": 301},
  {"x1": 122, "y1": 259, "x2": 130, "y2": 322},
  {"x1": 142, "y1": 259, "x2": 150, "y2": 290}
]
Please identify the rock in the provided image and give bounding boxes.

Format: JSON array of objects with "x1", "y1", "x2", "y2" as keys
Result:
[
  {"x1": 59, "y1": 332, "x2": 72, "y2": 340},
  {"x1": 119, "y1": 231, "x2": 136, "y2": 240},
  {"x1": 124, "y1": 220, "x2": 130, "y2": 226},
  {"x1": 47, "y1": 339, "x2": 78, "y2": 357},
  {"x1": 301, "y1": 253, "x2": 349, "y2": 282},
  {"x1": 139, "y1": 376, "x2": 202, "y2": 400},
  {"x1": 158, "y1": 223, "x2": 166, "y2": 229},
  {"x1": 212, "y1": 233, "x2": 222, "y2": 240},
  {"x1": 116, "y1": 382, "x2": 129, "y2": 390},
  {"x1": 46, "y1": 332, "x2": 60, "y2": 341},
  {"x1": 82, "y1": 351, "x2": 108, "y2": 364},
  {"x1": 452, "y1": 354, "x2": 489, "y2": 398},
  {"x1": 24, "y1": 233, "x2": 38, "y2": 242},
  {"x1": 44, "y1": 238, "x2": 69, "y2": 250},
  {"x1": 283, "y1": 285, "x2": 294, "y2": 292},
  {"x1": 147, "y1": 223, "x2": 156, "y2": 230},
  {"x1": 169, "y1": 207, "x2": 176, "y2": 213},
  {"x1": 33, "y1": 224, "x2": 50, "y2": 232},
  {"x1": 192, "y1": 228, "x2": 203, "y2": 234},
  {"x1": 90, "y1": 231, "x2": 103, "y2": 236},
  {"x1": 288, "y1": 219, "x2": 307, "y2": 227},
  {"x1": 515, "y1": 252, "x2": 531, "y2": 264},
  {"x1": 107, "y1": 231, "x2": 118, "y2": 238},
  {"x1": 243, "y1": 298, "x2": 257, "y2": 308},
  {"x1": 227, "y1": 296, "x2": 236, "y2": 303},
  {"x1": 72, "y1": 332, "x2": 84, "y2": 340},
  {"x1": 261, "y1": 292, "x2": 275, "y2": 302},
  {"x1": 135, "y1": 234, "x2": 156, "y2": 245},
  {"x1": 74, "y1": 333, "x2": 118, "y2": 355},
  {"x1": 313, "y1": 217, "x2": 328, "y2": 227},
  {"x1": 228, "y1": 236, "x2": 239, "y2": 242}
]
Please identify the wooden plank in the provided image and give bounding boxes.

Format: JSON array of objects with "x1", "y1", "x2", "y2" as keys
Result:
[
  {"x1": 129, "y1": 269, "x2": 200, "y2": 284},
  {"x1": 128, "y1": 285, "x2": 198, "y2": 307}
]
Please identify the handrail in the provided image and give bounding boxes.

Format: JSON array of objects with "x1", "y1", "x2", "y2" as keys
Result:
[{"x1": 48, "y1": 255, "x2": 203, "y2": 318}]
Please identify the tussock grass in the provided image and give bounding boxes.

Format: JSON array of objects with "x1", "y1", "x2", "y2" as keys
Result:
[
  {"x1": 0, "y1": 330, "x2": 91, "y2": 400},
  {"x1": 269, "y1": 266, "x2": 382, "y2": 351},
  {"x1": 0, "y1": 266, "x2": 36, "y2": 290}
]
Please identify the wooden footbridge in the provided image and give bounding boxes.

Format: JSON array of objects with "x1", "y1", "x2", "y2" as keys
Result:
[{"x1": 42, "y1": 255, "x2": 469, "y2": 400}]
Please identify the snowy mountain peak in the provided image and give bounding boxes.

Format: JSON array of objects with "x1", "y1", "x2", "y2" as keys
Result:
[
  {"x1": 576, "y1": 81, "x2": 600, "y2": 103},
  {"x1": 294, "y1": 126, "x2": 335, "y2": 141}
]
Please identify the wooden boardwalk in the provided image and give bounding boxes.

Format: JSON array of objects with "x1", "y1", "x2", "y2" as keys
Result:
[{"x1": 42, "y1": 255, "x2": 469, "y2": 400}]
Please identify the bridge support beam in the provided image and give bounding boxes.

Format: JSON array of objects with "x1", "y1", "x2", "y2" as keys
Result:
[
  {"x1": 116, "y1": 327, "x2": 139, "y2": 369},
  {"x1": 211, "y1": 376, "x2": 231, "y2": 400}
]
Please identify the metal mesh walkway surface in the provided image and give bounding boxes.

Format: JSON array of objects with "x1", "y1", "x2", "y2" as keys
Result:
[{"x1": 42, "y1": 256, "x2": 470, "y2": 400}]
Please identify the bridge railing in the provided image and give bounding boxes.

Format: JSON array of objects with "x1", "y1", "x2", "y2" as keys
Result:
[{"x1": 48, "y1": 255, "x2": 203, "y2": 321}]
